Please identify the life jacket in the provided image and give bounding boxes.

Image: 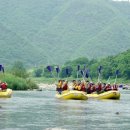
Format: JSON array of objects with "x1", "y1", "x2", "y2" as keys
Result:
[
  {"x1": 73, "y1": 86, "x2": 78, "y2": 90},
  {"x1": 77, "y1": 85, "x2": 81, "y2": 91},
  {"x1": 105, "y1": 84, "x2": 112, "y2": 91},
  {"x1": 90, "y1": 85, "x2": 96, "y2": 93},
  {"x1": 57, "y1": 81, "x2": 62, "y2": 88},
  {"x1": 62, "y1": 83, "x2": 68, "y2": 91},
  {"x1": 0, "y1": 82, "x2": 7, "y2": 90},
  {"x1": 56, "y1": 81, "x2": 63, "y2": 92},
  {"x1": 93, "y1": 85, "x2": 96, "y2": 92},
  {"x1": 73, "y1": 83, "x2": 77, "y2": 90},
  {"x1": 97, "y1": 84, "x2": 102, "y2": 92},
  {"x1": 87, "y1": 83, "x2": 92, "y2": 94},
  {"x1": 74, "y1": 82, "x2": 81, "y2": 91},
  {"x1": 112, "y1": 84, "x2": 118, "y2": 91},
  {"x1": 81, "y1": 84, "x2": 86, "y2": 92}
]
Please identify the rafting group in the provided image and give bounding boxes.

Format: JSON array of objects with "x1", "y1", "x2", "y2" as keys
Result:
[
  {"x1": 56, "y1": 80, "x2": 118, "y2": 94},
  {"x1": 54, "y1": 66, "x2": 120, "y2": 100},
  {"x1": 55, "y1": 79, "x2": 120, "y2": 100},
  {"x1": 47, "y1": 65, "x2": 120, "y2": 100}
]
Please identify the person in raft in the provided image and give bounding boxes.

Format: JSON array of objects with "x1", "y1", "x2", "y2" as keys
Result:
[
  {"x1": 0, "y1": 81, "x2": 8, "y2": 91},
  {"x1": 112, "y1": 83, "x2": 118, "y2": 91},
  {"x1": 72, "y1": 80, "x2": 87, "y2": 92},
  {"x1": 62, "y1": 80, "x2": 69, "y2": 91},
  {"x1": 96, "y1": 82, "x2": 103, "y2": 94},
  {"x1": 104, "y1": 83, "x2": 112, "y2": 91},
  {"x1": 80, "y1": 80, "x2": 87, "y2": 92},
  {"x1": 75, "y1": 80, "x2": 81, "y2": 91},
  {"x1": 72, "y1": 80, "x2": 81, "y2": 91},
  {"x1": 86, "y1": 81, "x2": 93, "y2": 94},
  {"x1": 72, "y1": 80, "x2": 77, "y2": 90},
  {"x1": 56, "y1": 80, "x2": 63, "y2": 94}
]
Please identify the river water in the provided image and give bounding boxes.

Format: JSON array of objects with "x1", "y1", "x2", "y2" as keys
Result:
[{"x1": 0, "y1": 90, "x2": 130, "y2": 130}]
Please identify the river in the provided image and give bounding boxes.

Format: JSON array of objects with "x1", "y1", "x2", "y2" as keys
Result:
[{"x1": 0, "y1": 89, "x2": 130, "y2": 130}]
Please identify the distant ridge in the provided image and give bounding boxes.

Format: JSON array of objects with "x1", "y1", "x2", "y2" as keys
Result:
[{"x1": 0, "y1": 0, "x2": 130, "y2": 66}]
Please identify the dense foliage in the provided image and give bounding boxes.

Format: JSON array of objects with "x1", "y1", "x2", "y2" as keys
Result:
[
  {"x1": 0, "y1": 73, "x2": 38, "y2": 90},
  {"x1": 0, "y1": 0, "x2": 130, "y2": 66},
  {"x1": 0, "y1": 61, "x2": 38, "y2": 90}
]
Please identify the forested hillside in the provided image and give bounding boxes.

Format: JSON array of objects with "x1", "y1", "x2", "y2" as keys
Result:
[
  {"x1": 39, "y1": 49, "x2": 130, "y2": 80},
  {"x1": 0, "y1": 0, "x2": 130, "y2": 66}
]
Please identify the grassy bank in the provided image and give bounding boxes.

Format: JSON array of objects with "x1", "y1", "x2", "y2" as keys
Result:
[
  {"x1": 32, "y1": 77, "x2": 129, "y2": 85},
  {"x1": 0, "y1": 73, "x2": 38, "y2": 90}
]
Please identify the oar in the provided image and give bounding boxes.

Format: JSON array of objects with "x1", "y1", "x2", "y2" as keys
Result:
[
  {"x1": 85, "y1": 69, "x2": 89, "y2": 79},
  {"x1": 0, "y1": 65, "x2": 5, "y2": 78},
  {"x1": 77, "y1": 65, "x2": 80, "y2": 81},
  {"x1": 114, "y1": 70, "x2": 119, "y2": 84},
  {"x1": 80, "y1": 64, "x2": 87, "y2": 80},
  {"x1": 54, "y1": 66, "x2": 61, "y2": 89},
  {"x1": 80, "y1": 70, "x2": 86, "y2": 82},
  {"x1": 56, "y1": 66, "x2": 60, "y2": 80},
  {"x1": 46, "y1": 65, "x2": 54, "y2": 78},
  {"x1": 0, "y1": 65, "x2": 4, "y2": 73},
  {"x1": 89, "y1": 75, "x2": 93, "y2": 83},
  {"x1": 97, "y1": 66, "x2": 102, "y2": 83},
  {"x1": 107, "y1": 76, "x2": 111, "y2": 84},
  {"x1": 65, "y1": 68, "x2": 69, "y2": 81}
]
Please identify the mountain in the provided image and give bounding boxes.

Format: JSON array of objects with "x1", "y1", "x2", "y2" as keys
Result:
[{"x1": 0, "y1": 0, "x2": 130, "y2": 66}]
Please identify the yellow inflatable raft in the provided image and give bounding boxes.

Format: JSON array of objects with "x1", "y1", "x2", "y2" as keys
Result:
[
  {"x1": 87, "y1": 90, "x2": 120, "y2": 100},
  {"x1": 56, "y1": 90, "x2": 88, "y2": 100},
  {"x1": 0, "y1": 89, "x2": 13, "y2": 98}
]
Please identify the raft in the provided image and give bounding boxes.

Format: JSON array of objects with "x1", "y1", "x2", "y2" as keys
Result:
[
  {"x1": 0, "y1": 89, "x2": 13, "y2": 98},
  {"x1": 87, "y1": 90, "x2": 120, "y2": 100},
  {"x1": 55, "y1": 90, "x2": 88, "y2": 100}
]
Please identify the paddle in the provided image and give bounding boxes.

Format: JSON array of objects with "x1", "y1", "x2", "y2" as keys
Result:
[
  {"x1": 80, "y1": 65, "x2": 90, "y2": 81},
  {"x1": 46, "y1": 65, "x2": 54, "y2": 78},
  {"x1": 85, "y1": 69, "x2": 94, "y2": 84},
  {"x1": 114, "y1": 70, "x2": 119, "y2": 84},
  {"x1": 85, "y1": 69, "x2": 89, "y2": 79},
  {"x1": 55, "y1": 66, "x2": 60, "y2": 80},
  {"x1": 107, "y1": 76, "x2": 111, "y2": 84},
  {"x1": 66, "y1": 68, "x2": 69, "y2": 80},
  {"x1": 0, "y1": 65, "x2": 4, "y2": 73},
  {"x1": 97, "y1": 66, "x2": 103, "y2": 83},
  {"x1": 0, "y1": 65, "x2": 5, "y2": 79},
  {"x1": 77, "y1": 65, "x2": 80, "y2": 81},
  {"x1": 80, "y1": 70, "x2": 85, "y2": 81}
]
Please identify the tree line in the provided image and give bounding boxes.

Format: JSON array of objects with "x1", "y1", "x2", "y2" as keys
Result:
[{"x1": 34, "y1": 49, "x2": 130, "y2": 80}]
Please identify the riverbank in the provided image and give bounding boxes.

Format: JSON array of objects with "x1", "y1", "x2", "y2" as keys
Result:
[{"x1": 37, "y1": 83, "x2": 56, "y2": 91}]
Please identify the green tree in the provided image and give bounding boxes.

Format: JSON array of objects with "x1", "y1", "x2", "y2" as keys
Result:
[
  {"x1": 60, "y1": 66, "x2": 73, "y2": 78},
  {"x1": 11, "y1": 61, "x2": 28, "y2": 78},
  {"x1": 34, "y1": 68, "x2": 43, "y2": 77}
]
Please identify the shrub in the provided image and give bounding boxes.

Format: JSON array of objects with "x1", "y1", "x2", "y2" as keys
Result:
[{"x1": 0, "y1": 73, "x2": 38, "y2": 90}]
